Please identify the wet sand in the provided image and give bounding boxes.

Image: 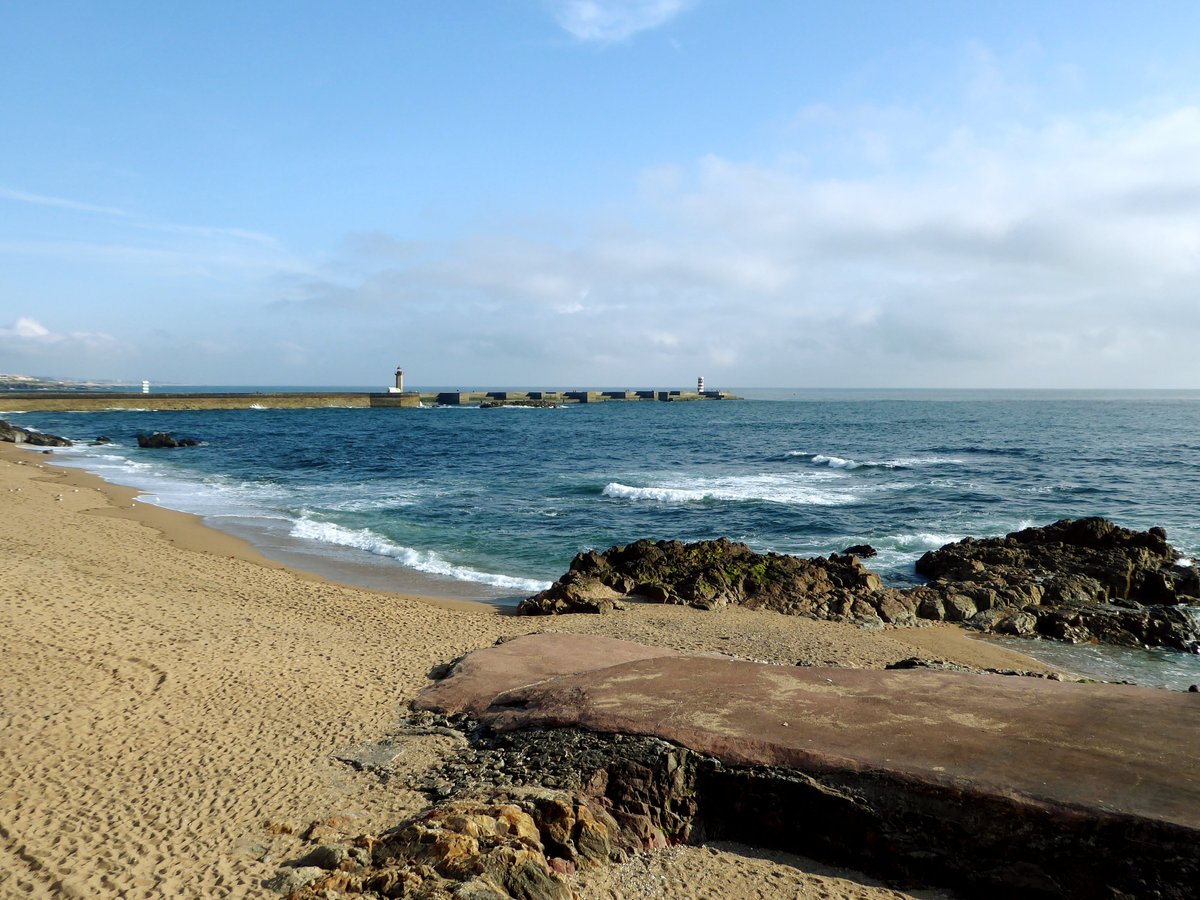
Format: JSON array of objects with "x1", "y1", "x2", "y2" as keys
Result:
[{"x1": 0, "y1": 443, "x2": 1054, "y2": 898}]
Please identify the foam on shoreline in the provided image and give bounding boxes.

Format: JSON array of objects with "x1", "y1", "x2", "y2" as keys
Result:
[{"x1": 30, "y1": 442, "x2": 522, "y2": 607}]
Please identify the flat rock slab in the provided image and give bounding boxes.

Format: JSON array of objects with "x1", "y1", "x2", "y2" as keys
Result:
[
  {"x1": 417, "y1": 634, "x2": 1200, "y2": 894},
  {"x1": 421, "y1": 633, "x2": 690, "y2": 719}
]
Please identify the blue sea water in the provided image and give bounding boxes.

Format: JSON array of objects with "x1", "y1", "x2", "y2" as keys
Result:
[{"x1": 8, "y1": 388, "x2": 1200, "y2": 687}]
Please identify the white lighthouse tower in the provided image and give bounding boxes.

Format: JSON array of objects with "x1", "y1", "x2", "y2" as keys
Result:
[
  {"x1": 389, "y1": 366, "x2": 404, "y2": 393},
  {"x1": 697, "y1": 375, "x2": 705, "y2": 394}
]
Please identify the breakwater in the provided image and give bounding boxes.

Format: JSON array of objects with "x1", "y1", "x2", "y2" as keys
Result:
[{"x1": 0, "y1": 389, "x2": 740, "y2": 412}]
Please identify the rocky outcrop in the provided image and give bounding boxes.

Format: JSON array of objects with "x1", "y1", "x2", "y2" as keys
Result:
[
  {"x1": 0, "y1": 419, "x2": 72, "y2": 447},
  {"x1": 516, "y1": 537, "x2": 912, "y2": 626},
  {"x1": 395, "y1": 634, "x2": 1200, "y2": 900},
  {"x1": 518, "y1": 522, "x2": 1200, "y2": 651},
  {"x1": 269, "y1": 787, "x2": 631, "y2": 900},
  {"x1": 136, "y1": 432, "x2": 200, "y2": 449},
  {"x1": 913, "y1": 518, "x2": 1200, "y2": 651}
]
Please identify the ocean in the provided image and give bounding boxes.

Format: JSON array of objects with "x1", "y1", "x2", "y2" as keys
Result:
[{"x1": 8, "y1": 388, "x2": 1200, "y2": 689}]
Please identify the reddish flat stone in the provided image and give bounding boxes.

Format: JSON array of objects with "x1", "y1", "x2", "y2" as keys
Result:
[
  {"x1": 416, "y1": 633, "x2": 688, "y2": 719},
  {"x1": 418, "y1": 634, "x2": 1200, "y2": 827},
  {"x1": 415, "y1": 634, "x2": 1200, "y2": 895}
]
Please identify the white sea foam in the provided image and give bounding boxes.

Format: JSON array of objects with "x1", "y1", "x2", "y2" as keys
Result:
[
  {"x1": 289, "y1": 518, "x2": 551, "y2": 592},
  {"x1": 51, "y1": 442, "x2": 294, "y2": 519},
  {"x1": 318, "y1": 490, "x2": 424, "y2": 512},
  {"x1": 811, "y1": 454, "x2": 860, "y2": 470},
  {"x1": 602, "y1": 473, "x2": 857, "y2": 507},
  {"x1": 880, "y1": 531, "x2": 962, "y2": 550},
  {"x1": 788, "y1": 451, "x2": 963, "y2": 470},
  {"x1": 884, "y1": 456, "x2": 965, "y2": 468}
]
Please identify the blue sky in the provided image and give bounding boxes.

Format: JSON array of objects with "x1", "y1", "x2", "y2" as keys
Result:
[{"x1": 2, "y1": 1, "x2": 1199, "y2": 387}]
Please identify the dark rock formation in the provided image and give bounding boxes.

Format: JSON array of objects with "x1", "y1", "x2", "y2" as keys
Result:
[
  {"x1": 842, "y1": 543, "x2": 877, "y2": 558},
  {"x1": 913, "y1": 517, "x2": 1200, "y2": 651},
  {"x1": 136, "y1": 432, "x2": 200, "y2": 449},
  {"x1": 518, "y1": 521, "x2": 1200, "y2": 651},
  {"x1": 0, "y1": 419, "x2": 72, "y2": 447},
  {"x1": 517, "y1": 537, "x2": 904, "y2": 625}
]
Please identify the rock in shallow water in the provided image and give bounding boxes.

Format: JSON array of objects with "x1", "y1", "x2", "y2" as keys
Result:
[
  {"x1": 0, "y1": 419, "x2": 72, "y2": 447},
  {"x1": 136, "y1": 432, "x2": 200, "y2": 449},
  {"x1": 518, "y1": 520, "x2": 1200, "y2": 652}
]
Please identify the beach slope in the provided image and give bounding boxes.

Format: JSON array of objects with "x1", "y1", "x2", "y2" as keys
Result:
[{"x1": 0, "y1": 445, "x2": 1055, "y2": 898}]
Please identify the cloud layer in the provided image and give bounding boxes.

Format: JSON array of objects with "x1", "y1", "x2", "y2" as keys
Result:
[
  {"x1": 548, "y1": 0, "x2": 692, "y2": 43},
  {"x1": 4, "y1": 25, "x2": 1199, "y2": 388},
  {"x1": 271, "y1": 102, "x2": 1200, "y2": 387}
]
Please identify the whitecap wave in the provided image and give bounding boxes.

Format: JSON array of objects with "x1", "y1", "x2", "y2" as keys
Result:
[
  {"x1": 884, "y1": 456, "x2": 965, "y2": 468},
  {"x1": 787, "y1": 451, "x2": 963, "y2": 470},
  {"x1": 602, "y1": 473, "x2": 857, "y2": 506},
  {"x1": 289, "y1": 518, "x2": 551, "y2": 592},
  {"x1": 811, "y1": 454, "x2": 860, "y2": 470},
  {"x1": 879, "y1": 532, "x2": 962, "y2": 550}
]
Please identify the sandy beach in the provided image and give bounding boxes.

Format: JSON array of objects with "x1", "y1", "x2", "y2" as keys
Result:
[{"x1": 0, "y1": 443, "x2": 1057, "y2": 899}]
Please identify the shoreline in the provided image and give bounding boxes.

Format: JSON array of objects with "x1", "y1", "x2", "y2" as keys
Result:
[
  {"x1": 0, "y1": 440, "x2": 1059, "y2": 898},
  {"x1": 31, "y1": 441, "x2": 527, "y2": 608},
  {"x1": 5, "y1": 442, "x2": 498, "y2": 615}
]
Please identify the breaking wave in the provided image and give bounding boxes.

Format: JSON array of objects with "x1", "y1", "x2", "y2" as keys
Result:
[
  {"x1": 289, "y1": 518, "x2": 551, "y2": 592},
  {"x1": 786, "y1": 451, "x2": 964, "y2": 470},
  {"x1": 602, "y1": 473, "x2": 858, "y2": 506}
]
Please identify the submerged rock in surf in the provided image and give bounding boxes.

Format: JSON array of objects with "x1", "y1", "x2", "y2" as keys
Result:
[
  {"x1": 0, "y1": 419, "x2": 72, "y2": 447},
  {"x1": 136, "y1": 432, "x2": 200, "y2": 449}
]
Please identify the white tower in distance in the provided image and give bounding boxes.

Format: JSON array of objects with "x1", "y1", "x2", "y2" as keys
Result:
[
  {"x1": 697, "y1": 375, "x2": 705, "y2": 394},
  {"x1": 389, "y1": 366, "x2": 404, "y2": 393}
]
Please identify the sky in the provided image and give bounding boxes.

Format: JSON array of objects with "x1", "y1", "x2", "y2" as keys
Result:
[{"x1": 2, "y1": 1, "x2": 1199, "y2": 388}]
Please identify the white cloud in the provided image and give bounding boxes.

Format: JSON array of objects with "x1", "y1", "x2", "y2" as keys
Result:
[
  {"x1": 0, "y1": 317, "x2": 119, "y2": 356},
  {"x1": 548, "y1": 0, "x2": 692, "y2": 43},
  {"x1": 0, "y1": 187, "x2": 303, "y2": 277},
  {"x1": 4, "y1": 317, "x2": 51, "y2": 339},
  {"x1": 0, "y1": 186, "x2": 129, "y2": 217},
  {"x1": 283, "y1": 100, "x2": 1200, "y2": 387},
  {"x1": 2, "y1": 317, "x2": 109, "y2": 344}
]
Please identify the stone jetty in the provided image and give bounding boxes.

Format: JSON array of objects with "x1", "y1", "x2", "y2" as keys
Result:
[{"x1": 0, "y1": 388, "x2": 740, "y2": 412}]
